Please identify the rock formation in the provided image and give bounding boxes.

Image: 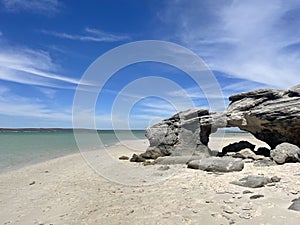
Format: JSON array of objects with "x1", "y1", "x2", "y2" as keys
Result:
[
  {"x1": 139, "y1": 109, "x2": 214, "y2": 160},
  {"x1": 225, "y1": 85, "x2": 300, "y2": 148},
  {"x1": 130, "y1": 84, "x2": 300, "y2": 163}
]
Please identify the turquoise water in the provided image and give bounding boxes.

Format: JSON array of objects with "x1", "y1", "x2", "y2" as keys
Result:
[{"x1": 0, "y1": 130, "x2": 146, "y2": 173}]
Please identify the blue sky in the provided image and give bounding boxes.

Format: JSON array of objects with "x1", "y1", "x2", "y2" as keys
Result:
[{"x1": 0, "y1": 0, "x2": 300, "y2": 129}]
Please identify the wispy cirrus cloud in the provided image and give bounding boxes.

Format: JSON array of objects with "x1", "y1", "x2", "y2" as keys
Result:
[
  {"x1": 0, "y1": 90, "x2": 71, "y2": 120},
  {"x1": 1, "y1": 0, "x2": 61, "y2": 14},
  {"x1": 159, "y1": 0, "x2": 300, "y2": 89},
  {"x1": 0, "y1": 46, "x2": 91, "y2": 88},
  {"x1": 42, "y1": 27, "x2": 130, "y2": 42}
]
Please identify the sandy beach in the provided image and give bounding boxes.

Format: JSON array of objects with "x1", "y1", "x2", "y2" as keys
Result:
[{"x1": 1, "y1": 135, "x2": 300, "y2": 225}]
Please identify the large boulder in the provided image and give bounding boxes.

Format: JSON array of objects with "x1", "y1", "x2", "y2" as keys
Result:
[
  {"x1": 225, "y1": 85, "x2": 300, "y2": 149},
  {"x1": 270, "y1": 143, "x2": 300, "y2": 164},
  {"x1": 143, "y1": 109, "x2": 215, "y2": 159},
  {"x1": 187, "y1": 157, "x2": 244, "y2": 172}
]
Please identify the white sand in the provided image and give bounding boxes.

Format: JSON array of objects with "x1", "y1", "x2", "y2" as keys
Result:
[{"x1": 0, "y1": 135, "x2": 300, "y2": 225}]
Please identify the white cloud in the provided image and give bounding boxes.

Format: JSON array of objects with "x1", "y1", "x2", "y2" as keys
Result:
[
  {"x1": 42, "y1": 27, "x2": 130, "y2": 42},
  {"x1": 160, "y1": 0, "x2": 300, "y2": 89},
  {"x1": 0, "y1": 92, "x2": 71, "y2": 120},
  {"x1": 2, "y1": 0, "x2": 61, "y2": 14},
  {"x1": 36, "y1": 87, "x2": 57, "y2": 99},
  {"x1": 0, "y1": 46, "x2": 91, "y2": 88}
]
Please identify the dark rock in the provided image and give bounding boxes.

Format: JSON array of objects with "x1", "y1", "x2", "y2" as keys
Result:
[
  {"x1": 253, "y1": 158, "x2": 276, "y2": 167},
  {"x1": 288, "y1": 197, "x2": 300, "y2": 211},
  {"x1": 155, "y1": 155, "x2": 204, "y2": 165},
  {"x1": 130, "y1": 154, "x2": 146, "y2": 162},
  {"x1": 119, "y1": 155, "x2": 129, "y2": 160},
  {"x1": 188, "y1": 157, "x2": 244, "y2": 172},
  {"x1": 230, "y1": 175, "x2": 271, "y2": 188},
  {"x1": 243, "y1": 190, "x2": 253, "y2": 194},
  {"x1": 255, "y1": 147, "x2": 271, "y2": 157},
  {"x1": 250, "y1": 194, "x2": 264, "y2": 199},
  {"x1": 222, "y1": 141, "x2": 255, "y2": 155},
  {"x1": 270, "y1": 176, "x2": 281, "y2": 182},
  {"x1": 29, "y1": 181, "x2": 35, "y2": 185},
  {"x1": 270, "y1": 143, "x2": 300, "y2": 164}
]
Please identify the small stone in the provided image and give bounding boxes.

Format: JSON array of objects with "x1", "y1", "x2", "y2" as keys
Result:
[
  {"x1": 271, "y1": 176, "x2": 281, "y2": 182},
  {"x1": 242, "y1": 206, "x2": 252, "y2": 211},
  {"x1": 119, "y1": 155, "x2": 129, "y2": 160},
  {"x1": 239, "y1": 213, "x2": 252, "y2": 219},
  {"x1": 205, "y1": 200, "x2": 213, "y2": 203},
  {"x1": 29, "y1": 181, "x2": 35, "y2": 185},
  {"x1": 224, "y1": 199, "x2": 235, "y2": 204},
  {"x1": 157, "y1": 165, "x2": 170, "y2": 171},
  {"x1": 290, "y1": 190, "x2": 299, "y2": 195},
  {"x1": 250, "y1": 194, "x2": 264, "y2": 199},
  {"x1": 223, "y1": 207, "x2": 234, "y2": 214},
  {"x1": 243, "y1": 190, "x2": 253, "y2": 194},
  {"x1": 130, "y1": 154, "x2": 145, "y2": 162}
]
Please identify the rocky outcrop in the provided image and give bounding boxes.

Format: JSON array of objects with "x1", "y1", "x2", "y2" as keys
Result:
[
  {"x1": 131, "y1": 84, "x2": 300, "y2": 164},
  {"x1": 141, "y1": 109, "x2": 214, "y2": 159},
  {"x1": 225, "y1": 85, "x2": 300, "y2": 149}
]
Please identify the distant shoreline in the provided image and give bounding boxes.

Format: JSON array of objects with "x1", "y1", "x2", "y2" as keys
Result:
[
  {"x1": 0, "y1": 128, "x2": 146, "y2": 133},
  {"x1": 0, "y1": 128, "x2": 247, "y2": 133}
]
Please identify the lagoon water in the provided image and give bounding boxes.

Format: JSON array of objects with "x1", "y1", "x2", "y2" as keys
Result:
[{"x1": 0, "y1": 130, "x2": 146, "y2": 173}]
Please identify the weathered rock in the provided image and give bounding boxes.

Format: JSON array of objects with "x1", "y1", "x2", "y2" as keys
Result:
[
  {"x1": 232, "y1": 148, "x2": 264, "y2": 160},
  {"x1": 288, "y1": 197, "x2": 300, "y2": 211},
  {"x1": 226, "y1": 86, "x2": 300, "y2": 149},
  {"x1": 255, "y1": 147, "x2": 270, "y2": 157},
  {"x1": 222, "y1": 141, "x2": 255, "y2": 155},
  {"x1": 230, "y1": 175, "x2": 274, "y2": 188},
  {"x1": 155, "y1": 155, "x2": 205, "y2": 165},
  {"x1": 188, "y1": 157, "x2": 244, "y2": 172},
  {"x1": 250, "y1": 194, "x2": 264, "y2": 199},
  {"x1": 270, "y1": 143, "x2": 300, "y2": 164},
  {"x1": 143, "y1": 109, "x2": 214, "y2": 159},
  {"x1": 130, "y1": 154, "x2": 146, "y2": 162},
  {"x1": 137, "y1": 85, "x2": 300, "y2": 163},
  {"x1": 253, "y1": 158, "x2": 276, "y2": 167},
  {"x1": 119, "y1": 155, "x2": 129, "y2": 160},
  {"x1": 271, "y1": 176, "x2": 281, "y2": 182}
]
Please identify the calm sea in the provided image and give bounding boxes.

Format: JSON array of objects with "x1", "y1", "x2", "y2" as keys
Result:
[{"x1": 0, "y1": 130, "x2": 146, "y2": 173}]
